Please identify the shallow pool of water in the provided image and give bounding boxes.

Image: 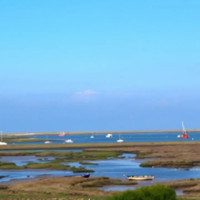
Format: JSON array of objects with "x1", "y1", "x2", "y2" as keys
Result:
[
  {"x1": 0, "y1": 156, "x2": 55, "y2": 166},
  {"x1": 0, "y1": 169, "x2": 73, "y2": 185},
  {"x1": 1, "y1": 153, "x2": 200, "y2": 189}
]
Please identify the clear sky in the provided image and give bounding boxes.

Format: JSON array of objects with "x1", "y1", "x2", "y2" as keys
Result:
[{"x1": 0, "y1": 0, "x2": 200, "y2": 133}]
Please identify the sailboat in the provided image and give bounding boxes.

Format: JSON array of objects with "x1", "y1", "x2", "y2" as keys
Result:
[
  {"x1": 0, "y1": 131, "x2": 7, "y2": 145},
  {"x1": 177, "y1": 122, "x2": 189, "y2": 139},
  {"x1": 106, "y1": 133, "x2": 112, "y2": 138},
  {"x1": 65, "y1": 139, "x2": 73, "y2": 143},
  {"x1": 117, "y1": 134, "x2": 124, "y2": 143},
  {"x1": 59, "y1": 132, "x2": 66, "y2": 137},
  {"x1": 90, "y1": 134, "x2": 94, "y2": 139},
  {"x1": 44, "y1": 135, "x2": 51, "y2": 144}
]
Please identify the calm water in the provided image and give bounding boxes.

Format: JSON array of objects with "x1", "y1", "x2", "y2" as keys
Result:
[
  {"x1": 0, "y1": 156, "x2": 55, "y2": 166},
  {"x1": 1, "y1": 153, "x2": 200, "y2": 189},
  {"x1": 0, "y1": 169, "x2": 73, "y2": 184},
  {"x1": 69, "y1": 154, "x2": 200, "y2": 182},
  {"x1": 8, "y1": 132, "x2": 200, "y2": 145}
]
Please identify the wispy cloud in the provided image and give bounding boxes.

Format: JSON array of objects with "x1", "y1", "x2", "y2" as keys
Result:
[
  {"x1": 74, "y1": 90, "x2": 98, "y2": 96},
  {"x1": 72, "y1": 90, "x2": 99, "y2": 102}
]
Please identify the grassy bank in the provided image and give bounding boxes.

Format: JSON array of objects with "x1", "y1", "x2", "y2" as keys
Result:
[
  {"x1": 0, "y1": 176, "x2": 135, "y2": 200},
  {"x1": 1, "y1": 142, "x2": 200, "y2": 168},
  {"x1": 0, "y1": 151, "x2": 121, "y2": 172},
  {"x1": 0, "y1": 160, "x2": 94, "y2": 173},
  {"x1": 165, "y1": 178, "x2": 200, "y2": 198},
  {"x1": 0, "y1": 177, "x2": 200, "y2": 200}
]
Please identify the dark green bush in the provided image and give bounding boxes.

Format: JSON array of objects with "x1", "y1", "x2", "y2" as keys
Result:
[{"x1": 107, "y1": 184, "x2": 176, "y2": 200}]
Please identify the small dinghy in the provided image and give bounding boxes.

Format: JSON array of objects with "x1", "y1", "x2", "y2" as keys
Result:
[
  {"x1": 106, "y1": 133, "x2": 112, "y2": 138},
  {"x1": 82, "y1": 173, "x2": 90, "y2": 178},
  {"x1": 65, "y1": 139, "x2": 73, "y2": 143},
  {"x1": 127, "y1": 175, "x2": 154, "y2": 181}
]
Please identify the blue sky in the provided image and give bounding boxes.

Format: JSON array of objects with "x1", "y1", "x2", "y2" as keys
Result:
[{"x1": 0, "y1": 0, "x2": 200, "y2": 132}]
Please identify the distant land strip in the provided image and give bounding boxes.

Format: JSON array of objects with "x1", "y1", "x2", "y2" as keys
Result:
[{"x1": 4, "y1": 129, "x2": 200, "y2": 137}]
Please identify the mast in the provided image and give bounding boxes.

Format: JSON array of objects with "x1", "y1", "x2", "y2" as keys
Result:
[{"x1": 182, "y1": 122, "x2": 186, "y2": 134}]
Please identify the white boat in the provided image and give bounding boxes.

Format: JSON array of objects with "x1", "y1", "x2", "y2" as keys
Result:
[
  {"x1": 65, "y1": 139, "x2": 73, "y2": 143},
  {"x1": 90, "y1": 135, "x2": 94, "y2": 139},
  {"x1": 117, "y1": 139, "x2": 124, "y2": 143},
  {"x1": 106, "y1": 133, "x2": 112, "y2": 138},
  {"x1": 44, "y1": 135, "x2": 51, "y2": 144},
  {"x1": 127, "y1": 175, "x2": 154, "y2": 181},
  {"x1": 0, "y1": 131, "x2": 7, "y2": 145},
  {"x1": 0, "y1": 141, "x2": 7, "y2": 145},
  {"x1": 117, "y1": 134, "x2": 124, "y2": 143},
  {"x1": 44, "y1": 141, "x2": 51, "y2": 144}
]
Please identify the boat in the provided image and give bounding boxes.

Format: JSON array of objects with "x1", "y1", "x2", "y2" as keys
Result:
[
  {"x1": 90, "y1": 135, "x2": 94, "y2": 139},
  {"x1": 59, "y1": 132, "x2": 66, "y2": 137},
  {"x1": 117, "y1": 134, "x2": 124, "y2": 143},
  {"x1": 44, "y1": 135, "x2": 51, "y2": 144},
  {"x1": 106, "y1": 133, "x2": 112, "y2": 138},
  {"x1": 177, "y1": 122, "x2": 189, "y2": 139},
  {"x1": 117, "y1": 139, "x2": 124, "y2": 143},
  {"x1": 65, "y1": 139, "x2": 73, "y2": 143},
  {"x1": 0, "y1": 141, "x2": 7, "y2": 145},
  {"x1": 127, "y1": 175, "x2": 154, "y2": 181},
  {"x1": 82, "y1": 173, "x2": 90, "y2": 178},
  {"x1": 44, "y1": 141, "x2": 51, "y2": 144},
  {"x1": 0, "y1": 131, "x2": 7, "y2": 145}
]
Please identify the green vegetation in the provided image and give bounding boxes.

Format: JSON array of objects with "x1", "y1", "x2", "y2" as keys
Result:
[
  {"x1": 140, "y1": 160, "x2": 199, "y2": 169},
  {"x1": 0, "y1": 161, "x2": 21, "y2": 169},
  {"x1": 70, "y1": 166, "x2": 94, "y2": 173},
  {"x1": 24, "y1": 162, "x2": 68, "y2": 170},
  {"x1": 78, "y1": 177, "x2": 134, "y2": 187},
  {"x1": 3, "y1": 136, "x2": 45, "y2": 143},
  {"x1": 0, "y1": 176, "x2": 135, "y2": 200},
  {"x1": 107, "y1": 184, "x2": 176, "y2": 200},
  {"x1": 0, "y1": 159, "x2": 94, "y2": 173},
  {"x1": 80, "y1": 161, "x2": 98, "y2": 165}
]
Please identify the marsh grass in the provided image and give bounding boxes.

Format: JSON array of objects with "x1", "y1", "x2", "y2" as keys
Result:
[
  {"x1": 107, "y1": 184, "x2": 176, "y2": 200},
  {"x1": 70, "y1": 166, "x2": 94, "y2": 173},
  {"x1": 79, "y1": 161, "x2": 98, "y2": 165},
  {"x1": 0, "y1": 161, "x2": 22, "y2": 169},
  {"x1": 2, "y1": 177, "x2": 135, "y2": 200}
]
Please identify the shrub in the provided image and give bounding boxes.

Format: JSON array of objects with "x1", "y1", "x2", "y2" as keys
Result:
[{"x1": 107, "y1": 184, "x2": 176, "y2": 200}]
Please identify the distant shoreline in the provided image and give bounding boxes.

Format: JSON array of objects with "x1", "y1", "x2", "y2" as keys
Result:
[{"x1": 4, "y1": 129, "x2": 200, "y2": 137}]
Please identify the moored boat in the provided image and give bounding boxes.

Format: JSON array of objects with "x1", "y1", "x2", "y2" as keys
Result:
[
  {"x1": 65, "y1": 139, "x2": 73, "y2": 143},
  {"x1": 0, "y1": 141, "x2": 7, "y2": 145},
  {"x1": 117, "y1": 139, "x2": 124, "y2": 143},
  {"x1": 177, "y1": 122, "x2": 189, "y2": 139},
  {"x1": 106, "y1": 133, "x2": 112, "y2": 138},
  {"x1": 59, "y1": 132, "x2": 66, "y2": 137},
  {"x1": 117, "y1": 134, "x2": 124, "y2": 143},
  {"x1": 0, "y1": 131, "x2": 7, "y2": 145},
  {"x1": 127, "y1": 175, "x2": 154, "y2": 181},
  {"x1": 82, "y1": 173, "x2": 90, "y2": 178},
  {"x1": 44, "y1": 141, "x2": 51, "y2": 144}
]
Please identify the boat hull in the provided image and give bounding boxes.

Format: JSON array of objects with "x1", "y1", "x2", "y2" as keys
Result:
[{"x1": 127, "y1": 176, "x2": 154, "y2": 181}]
